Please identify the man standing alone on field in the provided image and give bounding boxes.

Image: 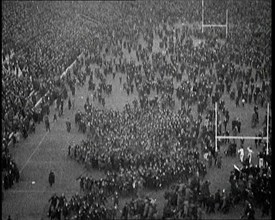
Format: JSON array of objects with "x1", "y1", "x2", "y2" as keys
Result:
[{"x1": 48, "y1": 170, "x2": 55, "y2": 187}]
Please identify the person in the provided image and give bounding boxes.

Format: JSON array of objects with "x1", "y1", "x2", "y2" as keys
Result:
[
  {"x1": 66, "y1": 118, "x2": 71, "y2": 133},
  {"x1": 238, "y1": 146, "x2": 244, "y2": 164},
  {"x1": 14, "y1": 165, "x2": 20, "y2": 183},
  {"x1": 241, "y1": 200, "x2": 255, "y2": 220},
  {"x1": 4, "y1": 174, "x2": 9, "y2": 190},
  {"x1": 121, "y1": 202, "x2": 128, "y2": 220},
  {"x1": 29, "y1": 118, "x2": 35, "y2": 133},
  {"x1": 72, "y1": 97, "x2": 75, "y2": 110},
  {"x1": 59, "y1": 101, "x2": 63, "y2": 117},
  {"x1": 217, "y1": 155, "x2": 222, "y2": 169},
  {"x1": 7, "y1": 215, "x2": 11, "y2": 220},
  {"x1": 241, "y1": 98, "x2": 245, "y2": 107},
  {"x1": 240, "y1": 138, "x2": 244, "y2": 147},
  {"x1": 53, "y1": 113, "x2": 57, "y2": 122},
  {"x1": 48, "y1": 170, "x2": 55, "y2": 187},
  {"x1": 14, "y1": 130, "x2": 21, "y2": 144},
  {"x1": 113, "y1": 191, "x2": 119, "y2": 208},
  {"x1": 247, "y1": 146, "x2": 253, "y2": 165},
  {"x1": 68, "y1": 97, "x2": 72, "y2": 110},
  {"x1": 45, "y1": 115, "x2": 50, "y2": 132},
  {"x1": 215, "y1": 189, "x2": 222, "y2": 210},
  {"x1": 261, "y1": 198, "x2": 270, "y2": 217},
  {"x1": 48, "y1": 193, "x2": 58, "y2": 217},
  {"x1": 206, "y1": 194, "x2": 215, "y2": 214},
  {"x1": 68, "y1": 145, "x2": 71, "y2": 157}
]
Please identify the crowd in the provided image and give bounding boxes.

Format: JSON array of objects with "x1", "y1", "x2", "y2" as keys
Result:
[
  {"x1": 66, "y1": 1, "x2": 271, "y2": 219},
  {"x1": 2, "y1": 0, "x2": 271, "y2": 219},
  {"x1": 229, "y1": 147, "x2": 272, "y2": 219},
  {"x1": 2, "y1": 152, "x2": 20, "y2": 191},
  {"x1": 47, "y1": 192, "x2": 113, "y2": 220},
  {"x1": 2, "y1": 1, "x2": 91, "y2": 193},
  {"x1": 2, "y1": 5, "x2": 106, "y2": 220},
  {"x1": 1, "y1": 45, "x2": 81, "y2": 192}
]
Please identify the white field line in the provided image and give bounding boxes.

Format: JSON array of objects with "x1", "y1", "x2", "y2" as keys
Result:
[
  {"x1": 19, "y1": 116, "x2": 62, "y2": 173},
  {"x1": 19, "y1": 131, "x2": 49, "y2": 173}
]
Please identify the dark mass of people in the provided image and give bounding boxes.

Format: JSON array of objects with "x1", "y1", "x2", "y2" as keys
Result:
[{"x1": 2, "y1": 0, "x2": 271, "y2": 220}]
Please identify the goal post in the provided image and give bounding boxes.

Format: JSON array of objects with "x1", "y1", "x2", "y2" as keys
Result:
[
  {"x1": 267, "y1": 102, "x2": 270, "y2": 154},
  {"x1": 202, "y1": 0, "x2": 228, "y2": 38},
  {"x1": 215, "y1": 103, "x2": 270, "y2": 155}
]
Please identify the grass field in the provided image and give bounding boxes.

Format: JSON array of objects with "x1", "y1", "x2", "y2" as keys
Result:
[{"x1": 2, "y1": 20, "x2": 271, "y2": 220}]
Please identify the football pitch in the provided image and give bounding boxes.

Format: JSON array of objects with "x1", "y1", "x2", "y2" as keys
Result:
[{"x1": 2, "y1": 21, "x2": 270, "y2": 220}]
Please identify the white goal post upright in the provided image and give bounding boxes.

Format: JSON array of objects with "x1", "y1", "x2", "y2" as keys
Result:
[
  {"x1": 267, "y1": 102, "x2": 269, "y2": 154},
  {"x1": 215, "y1": 102, "x2": 218, "y2": 152},
  {"x1": 215, "y1": 103, "x2": 270, "y2": 155},
  {"x1": 201, "y1": 0, "x2": 228, "y2": 38},
  {"x1": 202, "y1": 0, "x2": 204, "y2": 33}
]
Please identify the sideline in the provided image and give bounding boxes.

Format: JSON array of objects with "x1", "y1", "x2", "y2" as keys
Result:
[
  {"x1": 18, "y1": 52, "x2": 85, "y2": 174},
  {"x1": 19, "y1": 130, "x2": 49, "y2": 173}
]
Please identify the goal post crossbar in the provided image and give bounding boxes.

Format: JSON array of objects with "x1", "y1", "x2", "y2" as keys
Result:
[
  {"x1": 202, "y1": 24, "x2": 227, "y2": 27},
  {"x1": 217, "y1": 136, "x2": 268, "y2": 140}
]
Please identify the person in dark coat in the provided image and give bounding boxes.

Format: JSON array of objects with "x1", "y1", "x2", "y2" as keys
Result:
[
  {"x1": 4, "y1": 174, "x2": 9, "y2": 190},
  {"x1": 8, "y1": 171, "x2": 14, "y2": 188},
  {"x1": 48, "y1": 170, "x2": 55, "y2": 187},
  {"x1": 215, "y1": 189, "x2": 222, "y2": 210},
  {"x1": 14, "y1": 166, "x2": 20, "y2": 183},
  {"x1": 66, "y1": 118, "x2": 71, "y2": 133},
  {"x1": 45, "y1": 116, "x2": 50, "y2": 132},
  {"x1": 261, "y1": 198, "x2": 270, "y2": 217},
  {"x1": 241, "y1": 200, "x2": 255, "y2": 220},
  {"x1": 53, "y1": 113, "x2": 57, "y2": 122},
  {"x1": 206, "y1": 194, "x2": 215, "y2": 214},
  {"x1": 48, "y1": 193, "x2": 58, "y2": 217},
  {"x1": 22, "y1": 125, "x2": 28, "y2": 139},
  {"x1": 121, "y1": 202, "x2": 129, "y2": 220},
  {"x1": 68, "y1": 97, "x2": 72, "y2": 110}
]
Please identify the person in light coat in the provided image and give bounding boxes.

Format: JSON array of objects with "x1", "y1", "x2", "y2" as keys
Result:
[
  {"x1": 238, "y1": 146, "x2": 244, "y2": 163},
  {"x1": 247, "y1": 146, "x2": 254, "y2": 164}
]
